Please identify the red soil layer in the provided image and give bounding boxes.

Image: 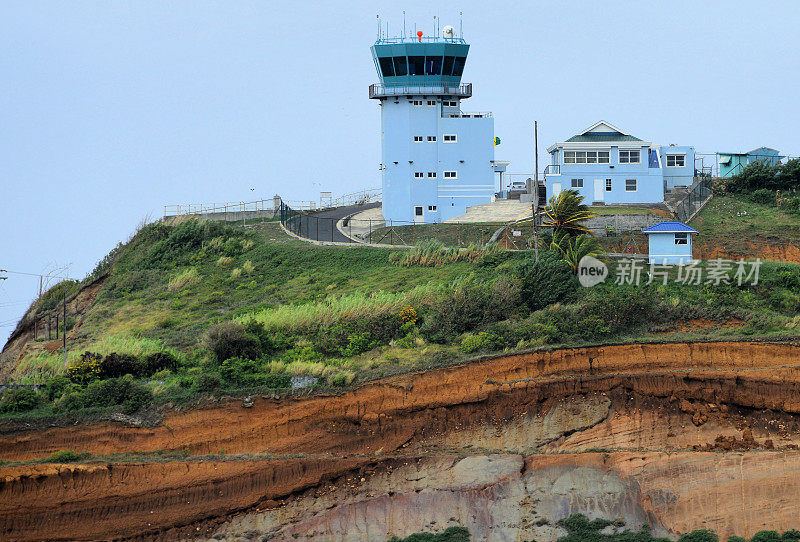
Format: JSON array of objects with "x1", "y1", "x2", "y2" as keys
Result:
[{"x1": 3, "y1": 341, "x2": 800, "y2": 540}]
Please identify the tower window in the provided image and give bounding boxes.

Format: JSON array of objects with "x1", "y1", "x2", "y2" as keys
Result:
[
  {"x1": 413, "y1": 136, "x2": 423, "y2": 142},
  {"x1": 414, "y1": 172, "x2": 424, "y2": 178},
  {"x1": 378, "y1": 57, "x2": 395, "y2": 77},
  {"x1": 425, "y1": 56, "x2": 443, "y2": 75},
  {"x1": 427, "y1": 172, "x2": 437, "y2": 178},
  {"x1": 408, "y1": 56, "x2": 425, "y2": 75},
  {"x1": 452, "y1": 57, "x2": 466, "y2": 76},
  {"x1": 428, "y1": 205, "x2": 438, "y2": 211},
  {"x1": 411, "y1": 100, "x2": 423, "y2": 106},
  {"x1": 444, "y1": 171, "x2": 457, "y2": 179},
  {"x1": 443, "y1": 134, "x2": 457, "y2": 142},
  {"x1": 393, "y1": 56, "x2": 408, "y2": 77},
  {"x1": 442, "y1": 56, "x2": 455, "y2": 76},
  {"x1": 427, "y1": 100, "x2": 437, "y2": 106},
  {"x1": 428, "y1": 136, "x2": 437, "y2": 142}
]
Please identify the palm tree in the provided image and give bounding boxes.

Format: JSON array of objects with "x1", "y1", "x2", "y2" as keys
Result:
[
  {"x1": 551, "y1": 231, "x2": 603, "y2": 273},
  {"x1": 542, "y1": 190, "x2": 597, "y2": 237}
]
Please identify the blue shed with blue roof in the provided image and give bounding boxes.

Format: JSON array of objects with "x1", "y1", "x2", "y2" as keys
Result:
[{"x1": 642, "y1": 221, "x2": 697, "y2": 265}]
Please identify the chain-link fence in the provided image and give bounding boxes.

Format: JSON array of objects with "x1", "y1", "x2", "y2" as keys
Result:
[{"x1": 674, "y1": 178, "x2": 713, "y2": 223}]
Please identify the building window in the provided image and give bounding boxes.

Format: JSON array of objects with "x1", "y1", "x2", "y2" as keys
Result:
[
  {"x1": 444, "y1": 171, "x2": 457, "y2": 179},
  {"x1": 428, "y1": 136, "x2": 437, "y2": 142},
  {"x1": 411, "y1": 100, "x2": 423, "y2": 106},
  {"x1": 427, "y1": 100, "x2": 437, "y2": 106},
  {"x1": 443, "y1": 134, "x2": 457, "y2": 142},
  {"x1": 414, "y1": 172, "x2": 424, "y2": 178},
  {"x1": 675, "y1": 232, "x2": 688, "y2": 245},
  {"x1": 413, "y1": 136, "x2": 423, "y2": 142},
  {"x1": 563, "y1": 151, "x2": 610, "y2": 164},
  {"x1": 619, "y1": 150, "x2": 641, "y2": 164},
  {"x1": 428, "y1": 205, "x2": 438, "y2": 211},
  {"x1": 605, "y1": 179, "x2": 612, "y2": 191},
  {"x1": 625, "y1": 179, "x2": 637, "y2": 191},
  {"x1": 427, "y1": 172, "x2": 437, "y2": 178},
  {"x1": 571, "y1": 178, "x2": 583, "y2": 188},
  {"x1": 666, "y1": 154, "x2": 686, "y2": 167},
  {"x1": 442, "y1": 100, "x2": 458, "y2": 107}
]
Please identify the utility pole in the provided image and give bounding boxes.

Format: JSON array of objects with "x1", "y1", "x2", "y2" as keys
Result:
[
  {"x1": 63, "y1": 285, "x2": 67, "y2": 366},
  {"x1": 533, "y1": 122, "x2": 540, "y2": 261}
]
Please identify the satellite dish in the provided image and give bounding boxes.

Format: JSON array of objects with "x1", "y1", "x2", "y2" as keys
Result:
[{"x1": 442, "y1": 25, "x2": 455, "y2": 38}]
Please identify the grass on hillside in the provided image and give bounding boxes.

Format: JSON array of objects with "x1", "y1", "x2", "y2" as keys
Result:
[
  {"x1": 367, "y1": 222, "x2": 505, "y2": 247},
  {"x1": 691, "y1": 195, "x2": 800, "y2": 254},
  {"x1": 4, "y1": 213, "x2": 800, "y2": 424}
]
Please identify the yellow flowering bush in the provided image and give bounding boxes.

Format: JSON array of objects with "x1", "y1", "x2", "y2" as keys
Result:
[
  {"x1": 67, "y1": 352, "x2": 103, "y2": 384},
  {"x1": 399, "y1": 305, "x2": 418, "y2": 325}
]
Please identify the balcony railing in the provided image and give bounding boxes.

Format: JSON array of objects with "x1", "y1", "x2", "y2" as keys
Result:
[
  {"x1": 544, "y1": 164, "x2": 561, "y2": 176},
  {"x1": 369, "y1": 83, "x2": 472, "y2": 99}
]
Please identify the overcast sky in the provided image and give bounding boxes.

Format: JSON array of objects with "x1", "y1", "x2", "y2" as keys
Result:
[{"x1": 2, "y1": 0, "x2": 799, "y2": 341}]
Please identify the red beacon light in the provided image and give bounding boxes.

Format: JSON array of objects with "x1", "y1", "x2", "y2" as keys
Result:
[{"x1": 417, "y1": 30, "x2": 423, "y2": 42}]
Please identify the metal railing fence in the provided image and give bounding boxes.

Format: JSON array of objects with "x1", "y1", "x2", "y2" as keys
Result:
[{"x1": 674, "y1": 178, "x2": 713, "y2": 223}]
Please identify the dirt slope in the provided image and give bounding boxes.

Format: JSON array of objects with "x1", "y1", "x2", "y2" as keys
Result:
[{"x1": 4, "y1": 341, "x2": 800, "y2": 541}]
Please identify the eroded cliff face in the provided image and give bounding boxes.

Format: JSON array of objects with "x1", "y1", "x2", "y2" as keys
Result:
[{"x1": 3, "y1": 341, "x2": 800, "y2": 541}]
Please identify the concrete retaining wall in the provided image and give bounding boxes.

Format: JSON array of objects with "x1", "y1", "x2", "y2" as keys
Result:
[{"x1": 584, "y1": 214, "x2": 664, "y2": 235}]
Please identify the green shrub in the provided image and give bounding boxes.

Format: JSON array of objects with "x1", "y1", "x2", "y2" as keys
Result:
[
  {"x1": 750, "y1": 189, "x2": 776, "y2": 205},
  {"x1": 419, "y1": 274, "x2": 521, "y2": 344},
  {"x1": 388, "y1": 527, "x2": 471, "y2": 542},
  {"x1": 515, "y1": 252, "x2": 578, "y2": 311},
  {"x1": 100, "y1": 353, "x2": 143, "y2": 378},
  {"x1": 193, "y1": 373, "x2": 222, "y2": 392},
  {"x1": 555, "y1": 513, "x2": 671, "y2": 542},
  {"x1": 46, "y1": 450, "x2": 91, "y2": 463},
  {"x1": 220, "y1": 356, "x2": 261, "y2": 385},
  {"x1": 750, "y1": 532, "x2": 782, "y2": 542},
  {"x1": 143, "y1": 352, "x2": 179, "y2": 374},
  {"x1": 460, "y1": 332, "x2": 503, "y2": 354},
  {"x1": 243, "y1": 319, "x2": 294, "y2": 355},
  {"x1": 678, "y1": 530, "x2": 719, "y2": 542},
  {"x1": 726, "y1": 161, "x2": 780, "y2": 193},
  {"x1": 782, "y1": 530, "x2": 800, "y2": 541},
  {"x1": 44, "y1": 375, "x2": 72, "y2": 401},
  {"x1": 0, "y1": 388, "x2": 40, "y2": 413},
  {"x1": 203, "y1": 322, "x2": 261, "y2": 362},
  {"x1": 77, "y1": 376, "x2": 152, "y2": 413},
  {"x1": 339, "y1": 332, "x2": 375, "y2": 357}
]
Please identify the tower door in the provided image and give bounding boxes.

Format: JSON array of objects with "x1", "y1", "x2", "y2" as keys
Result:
[
  {"x1": 414, "y1": 205, "x2": 424, "y2": 224},
  {"x1": 593, "y1": 179, "x2": 605, "y2": 202}
]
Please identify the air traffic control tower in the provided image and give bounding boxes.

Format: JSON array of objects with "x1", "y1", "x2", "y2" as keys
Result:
[{"x1": 370, "y1": 23, "x2": 506, "y2": 223}]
